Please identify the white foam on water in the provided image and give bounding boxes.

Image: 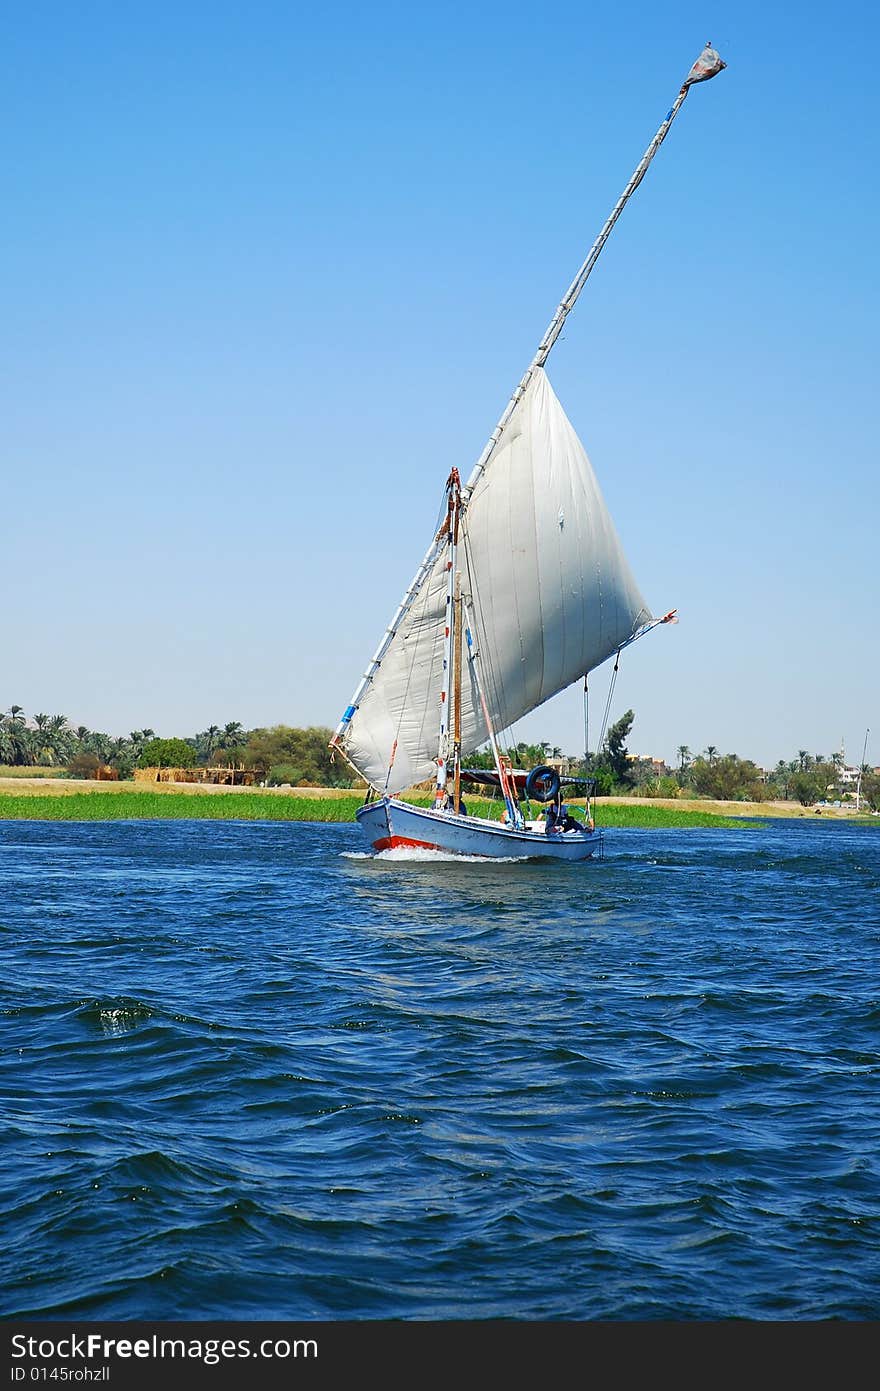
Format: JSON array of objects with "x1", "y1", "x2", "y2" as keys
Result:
[
  {"x1": 342, "y1": 847, "x2": 531, "y2": 864},
  {"x1": 98, "y1": 1006, "x2": 151, "y2": 1036}
]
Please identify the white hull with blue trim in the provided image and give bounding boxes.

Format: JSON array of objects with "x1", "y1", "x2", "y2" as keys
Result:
[{"x1": 356, "y1": 797, "x2": 600, "y2": 862}]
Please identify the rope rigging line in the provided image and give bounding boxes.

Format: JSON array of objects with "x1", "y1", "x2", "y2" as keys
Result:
[{"x1": 596, "y1": 651, "x2": 622, "y2": 756}]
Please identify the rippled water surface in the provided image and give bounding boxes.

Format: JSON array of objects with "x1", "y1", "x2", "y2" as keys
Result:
[{"x1": 2, "y1": 817, "x2": 879, "y2": 1319}]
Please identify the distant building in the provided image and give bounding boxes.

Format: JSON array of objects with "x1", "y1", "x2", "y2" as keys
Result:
[
  {"x1": 543, "y1": 755, "x2": 577, "y2": 775},
  {"x1": 627, "y1": 754, "x2": 669, "y2": 777}
]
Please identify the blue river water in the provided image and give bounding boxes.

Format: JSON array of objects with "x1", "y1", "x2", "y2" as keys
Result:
[{"x1": 1, "y1": 816, "x2": 878, "y2": 1320}]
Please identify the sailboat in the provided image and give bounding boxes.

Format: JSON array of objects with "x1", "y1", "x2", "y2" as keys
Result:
[{"x1": 331, "y1": 46, "x2": 726, "y2": 859}]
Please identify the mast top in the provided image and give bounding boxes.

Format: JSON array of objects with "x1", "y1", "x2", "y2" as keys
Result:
[
  {"x1": 463, "y1": 43, "x2": 726, "y2": 498},
  {"x1": 682, "y1": 44, "x2": 726, "y2": 89}
]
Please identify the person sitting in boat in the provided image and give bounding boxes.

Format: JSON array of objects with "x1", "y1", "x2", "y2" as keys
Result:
[
  {"x1": 558, "y1": 803, "x2": 581, "y2": 832},
  {"x1": 442, "y1": 793, "x2": 467, "y2": 815},
  {"x1": 545, "y1": 798, "x2": 580, "y2": 834}
]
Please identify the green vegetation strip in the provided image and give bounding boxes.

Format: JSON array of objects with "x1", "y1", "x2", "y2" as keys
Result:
[{"x1": 0, "y1": 791, "x2": 754, "y2": 828}]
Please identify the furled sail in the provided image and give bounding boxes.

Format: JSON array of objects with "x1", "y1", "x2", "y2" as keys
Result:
[{"x1": 338, "y1": 367, "x2": 651, "y2": 794}]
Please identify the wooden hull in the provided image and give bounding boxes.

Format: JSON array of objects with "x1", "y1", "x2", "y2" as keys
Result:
[{"x1": 355, "y1": 797, "x2": 600, "y2": 861}]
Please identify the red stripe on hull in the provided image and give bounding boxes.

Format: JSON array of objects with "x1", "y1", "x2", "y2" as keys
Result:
[{"x1": 372, "y1": 835, "x2": 440, "y2": 852}]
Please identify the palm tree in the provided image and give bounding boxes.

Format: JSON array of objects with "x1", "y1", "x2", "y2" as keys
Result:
[
  {"x1": 89, "y1": 732, "x2": 112, "y2": 761},
  {"x1": 128, "y1": 729, "x2": 155, "y2": 762},
  {"x1": 677, "y1": 744, "x2": 691, "y2": 773},
  {"x1": 12, "y1": 724, "x2": 35, "y2": 766},
  {"x1": 216, "y1": 721, "x2": 245, "y2": 758},
  {"x1": 30, "y1": 714, "x2": 57, "y2": 765},
  {"x1": 704, "y1": 745, "x2": 718, "y2": 766},
  {"x1": 197, "y1": 725, "x2": 222, "y2": 762},
  {"x1": 107, "y1": 736, "x2": 136, "y2": 779},
  {"x1": 213, "y1": 721, "x2": 245, "y2": 768},
  {"x1": 0, "y1": 710, "x2": 33, "y2": 766},
  {"x1": 47, "y1": 715, "x2": 73, "y2": 764}
]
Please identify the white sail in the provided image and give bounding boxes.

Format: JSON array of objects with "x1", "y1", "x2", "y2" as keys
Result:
[{"x1": 339, "y1": 367, "x2": 651, "y2": 794}]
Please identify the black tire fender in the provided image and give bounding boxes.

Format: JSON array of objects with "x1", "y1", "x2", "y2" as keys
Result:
[{"x1": 525, "y1": 765, "x2": 561, "y2": 803}]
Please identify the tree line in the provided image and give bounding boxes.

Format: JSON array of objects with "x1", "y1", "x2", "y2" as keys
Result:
[
  {"x1": 591, "y1": 714, "x2": 879, "y2": 810},
  {"x1": 0, "y1": 709, "x2": 353, "y2": 788},
  {"x1": 1, "y1": 704, "x2": 877, "y2": 809}
]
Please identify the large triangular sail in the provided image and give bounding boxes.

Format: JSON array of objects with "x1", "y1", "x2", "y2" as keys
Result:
[
  {"x1": 337, "y1": 369, "x2": 650, "y2": 794},
  {"x1": 331, "y1": 46, "x2": 725, "y2": 795}
]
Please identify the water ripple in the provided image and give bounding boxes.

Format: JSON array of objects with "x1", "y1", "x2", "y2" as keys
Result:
[{"x1": 1, "y1": 816, "x2": 879, "y2": 1318}]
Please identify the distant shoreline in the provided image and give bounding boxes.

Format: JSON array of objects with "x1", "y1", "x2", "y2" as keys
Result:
[{"x1": 0, "y1": 777, "x2": 874, "y2": 827}]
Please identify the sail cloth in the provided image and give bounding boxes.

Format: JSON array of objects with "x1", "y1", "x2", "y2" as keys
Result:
[{"x1": 339, "y1": 368, "x2": 652, "y2": 794}]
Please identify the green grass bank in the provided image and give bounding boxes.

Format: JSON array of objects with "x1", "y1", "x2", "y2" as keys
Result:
[{"x1": 0, "y1": 789, "x2": 756, "y2": 828}]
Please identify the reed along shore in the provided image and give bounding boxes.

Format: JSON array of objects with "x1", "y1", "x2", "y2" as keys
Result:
[{"x1": 0, "y1": 778, "x2": 790, "y2": 828}]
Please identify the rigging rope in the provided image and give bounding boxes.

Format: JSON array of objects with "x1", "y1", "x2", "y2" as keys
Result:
[{"x1": 596, "y1": 651, "x2": 622, "y2": 754}]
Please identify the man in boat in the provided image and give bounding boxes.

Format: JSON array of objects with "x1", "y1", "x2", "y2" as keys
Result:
[
  {"x1": 545, "y1": 797, "x2": 581, "y2": 834},
  {"x1": 559, "y1": 804, "x2": 581, "y2": 832}
]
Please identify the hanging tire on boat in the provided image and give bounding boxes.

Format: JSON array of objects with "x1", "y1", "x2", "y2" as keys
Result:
[{"x1": 525, "y1": 765, "x2": 561, "y2": 803}]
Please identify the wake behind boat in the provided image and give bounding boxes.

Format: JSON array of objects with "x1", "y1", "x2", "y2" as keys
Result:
[{"x1": 332, "y1": 46, "x2": 726, "y2": 860}]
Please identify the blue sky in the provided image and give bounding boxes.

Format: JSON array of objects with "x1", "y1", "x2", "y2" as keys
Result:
[{"x1": 2, "y1": 2, "x2": 877, "y2": 769}]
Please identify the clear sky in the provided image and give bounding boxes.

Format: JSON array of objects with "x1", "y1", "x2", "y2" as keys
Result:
[{"x1": 2, "y1": 2, "x2": 877, "y2": 770}]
